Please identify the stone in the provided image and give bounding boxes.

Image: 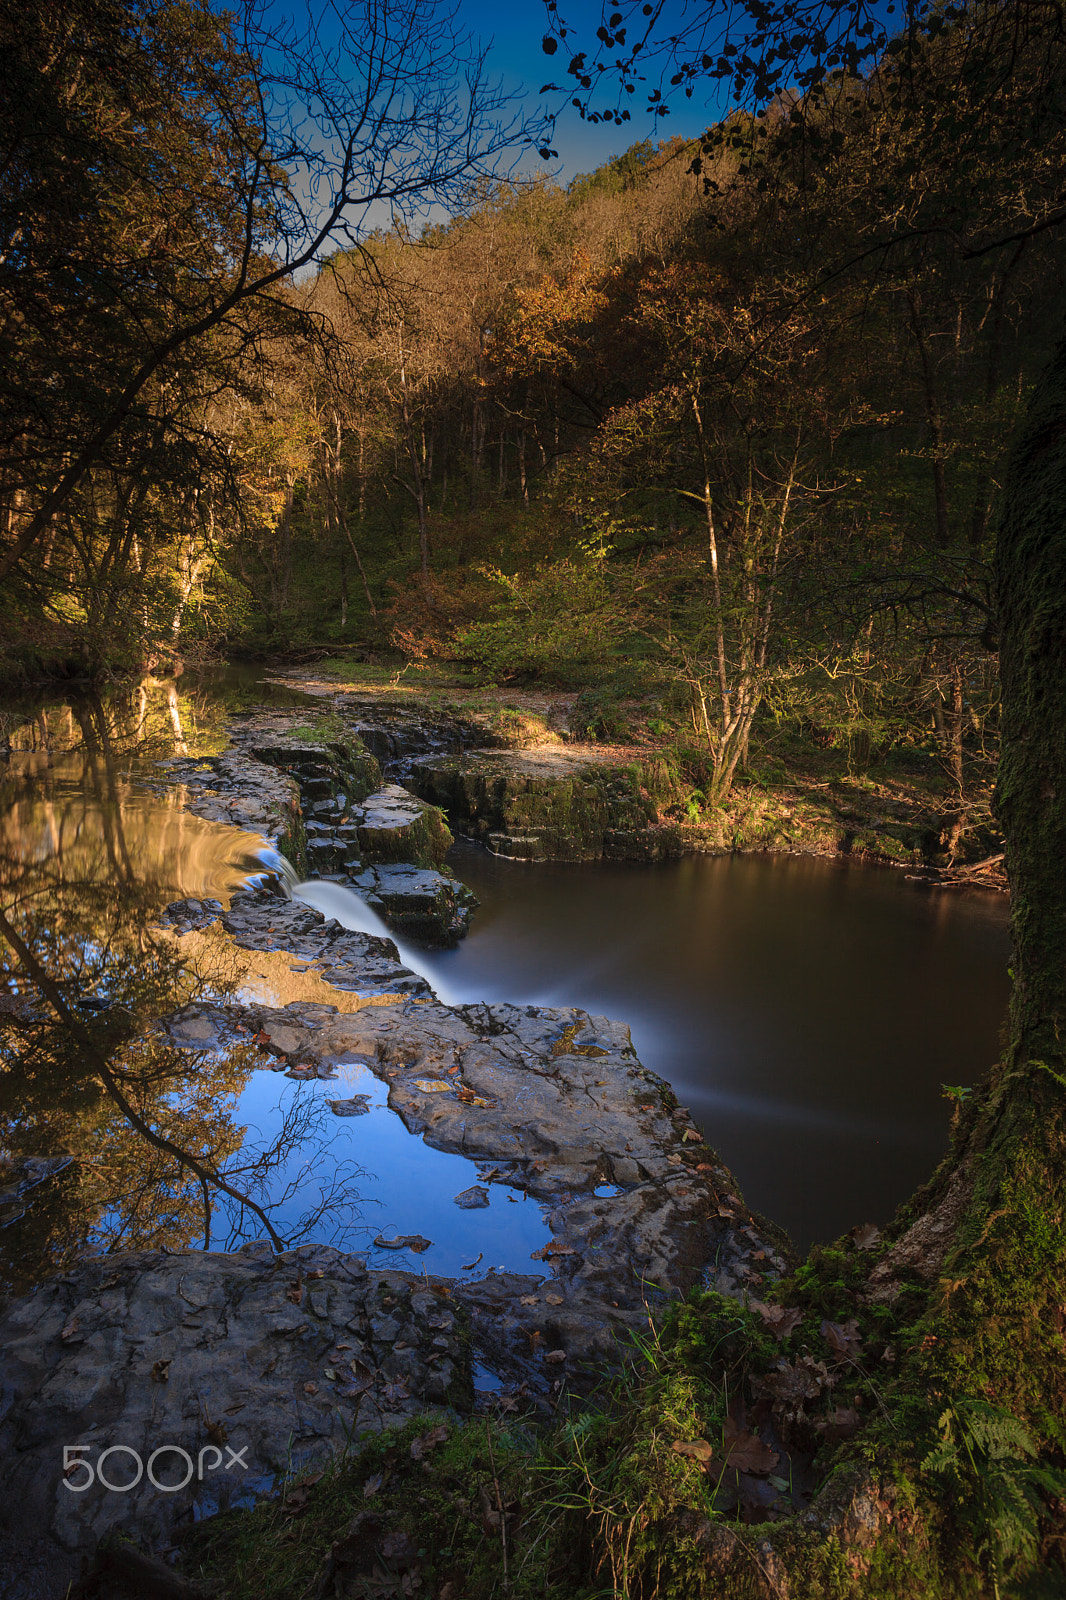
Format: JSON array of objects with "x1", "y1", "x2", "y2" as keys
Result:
[
  {"x1": 350, "y1": 784, "x2": 452, "y2": 870},
  {"x1": 454, "y1": 1185, "x2": 490, "y2": 1209},
  {"x1": 328, "y1": 1096, "x2": 372, "y2": 1117},
  {"x1": 405, "y1": 749, "x2": 679, "y2": 863},
  {"x1": 0, "y1": 1247, "x2": 467, "y2": 1598},
  {"x1": 349, "y1": 863, "x2": 477, "y2": 946}
]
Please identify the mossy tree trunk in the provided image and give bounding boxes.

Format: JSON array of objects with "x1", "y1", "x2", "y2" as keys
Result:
[
  {"x1": 994, "y1": 333, "x2": 1066, "y2": 1078},
  {"x1": 880, "y1": 332, "x2": 1066, "y2": 1589}
]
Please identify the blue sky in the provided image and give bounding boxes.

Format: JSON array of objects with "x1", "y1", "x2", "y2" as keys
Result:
[{"x1": 453, "y1": 0, "x2": 718, "y2": 183}]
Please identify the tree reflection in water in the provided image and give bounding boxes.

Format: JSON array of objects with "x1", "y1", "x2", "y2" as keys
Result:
[{"x1": 0, "y1": 681, "x2": 364, "y2": 1295}]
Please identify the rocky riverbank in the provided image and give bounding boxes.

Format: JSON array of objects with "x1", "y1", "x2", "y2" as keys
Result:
[{"x1": 0, "y1": 702, "x2": 791, "y2": 1599}]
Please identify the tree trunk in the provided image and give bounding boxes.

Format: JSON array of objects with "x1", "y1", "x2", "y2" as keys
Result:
[
  {"x1": 995, "y1": 334, "x2": 1066, "y2": 1074},
  {"x1": 906, "y1": 287, "x2": 951, "y2": 549}
]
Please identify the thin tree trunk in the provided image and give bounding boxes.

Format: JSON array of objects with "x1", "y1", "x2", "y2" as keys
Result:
[{"x1": 906, "y1": 287, "x2": 951, "y2": 548}]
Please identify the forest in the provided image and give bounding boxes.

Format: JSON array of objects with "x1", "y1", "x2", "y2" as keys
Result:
[
  {"x1": 3, "y1": 0, "x2": 1062, "y2": 851},
  {"x1": 3, "y1": 0, "x2": 1066, "y2": 1594}
]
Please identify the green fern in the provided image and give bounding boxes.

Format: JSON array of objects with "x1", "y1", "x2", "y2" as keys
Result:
[{"x1": 922, "y1": 1398, "x2": 1066, "y2": 1593}]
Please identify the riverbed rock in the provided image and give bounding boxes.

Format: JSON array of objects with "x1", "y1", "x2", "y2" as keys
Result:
[
  {"x1": 348, "y1": 863, "x2": 477, "y2": 946},
  {"x1": 0, "y1": 1244, "x2": 467, "y2": 1600},
  {"x1": 349, "y1": 783, "x2": 453, "y2": 870},
  {"x1": 404, "y1": 748, "x2": 681, "y2": 862},
  {"x1": 161, "y1": 750, "x2": 304, "y2": 874},
  {"x1": 159, "y1": 887, "x2": 435, "y2": 999},
  {"x1": 328, "y1": 1096, "x2": 371, "y2": 1116}
]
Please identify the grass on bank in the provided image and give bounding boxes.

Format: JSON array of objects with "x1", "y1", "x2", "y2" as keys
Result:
[{"x1": 174, "y1": 1245, "x2": 1065, "y2": 1600}]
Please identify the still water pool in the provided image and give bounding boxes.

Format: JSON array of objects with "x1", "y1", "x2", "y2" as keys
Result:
[{"x1": 309, "y1": 845, "x2": 1011, "y2": 1251}]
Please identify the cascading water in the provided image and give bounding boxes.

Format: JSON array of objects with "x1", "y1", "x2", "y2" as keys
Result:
[{"x1": 290, "y1": 876, "x2": 447, "y2": 996}]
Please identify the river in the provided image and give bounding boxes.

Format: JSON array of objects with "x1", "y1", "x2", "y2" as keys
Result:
[{"x1": 0, "y1": 673, "x2": 1010, "y2": 1283}]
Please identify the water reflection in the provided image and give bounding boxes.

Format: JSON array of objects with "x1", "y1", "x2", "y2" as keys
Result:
[{"x1": 0, "y1": 678, "x2": 347, "y2": 1296}]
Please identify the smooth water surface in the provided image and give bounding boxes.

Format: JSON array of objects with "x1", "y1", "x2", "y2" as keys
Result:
[{"x1": 416, "y1": 845, "x2": 1011, "y2": 1249}]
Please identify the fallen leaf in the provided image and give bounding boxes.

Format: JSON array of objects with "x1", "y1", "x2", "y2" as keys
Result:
[
  {"x1": 336, "y1": 1359, "x2": 376, "y2": 1400},
  {"x1": 303, "y1": 1381, "x2": 319, "y2": 1396},
  {"x1": 545, "y1": 1293, "x2": 564, "y2": 1306},
  {"x1": 682, "y1": 1130, "x2": 702, "y2": 1142},
  {"x1": 666, "y1": 1154, "x2": 683, "y2": 1166},
  {"x1": 751, "y1": 1302, "x2": 804, "y2": 1342},
  {"x1": 413, "y1": 1078, "x2": 451, "y2": 1094},
  {"x1": 544, "y1": 1349, "x2": 566, "y2": 1364},
  {"x1": 850, "y1": 1222, "x2": 882, "y2": 1251},
  {"x1": 671, "y1": 1439, "x2": 716, "y2": 1463},
  {"x1": 519, "y1": 1294, "x2": 538, "y2": 1306},
  {"x1": 455, "y1": 1087, "x2": 495, "y2": 1107},
  {"x1": 410, "y1": 1424, "x2": 448, "y2": 1460},
  {"x1": 383, "y1": 1379, "x2": 411, "y2": 1403},
  {"x1": 363, "y1": 1472, "x2": 384, "y2": 1497},
  {"x1": 461, "y1": 1252, "x2": 483, "y2": 1271},
  {"x1": 286, "y1": 1281, "x2": 303, "y2": 1305},
  {"x1": 307, "y1": 1269, "x2": 325, "y2": 1279},
  {"x1": 446, "y1": 1065, "x2": 460, "y2": 1075},
  {"x1": 381, "y1": 1528, "x2": 418, "y2": 1564},
  {"x1": 753, "y1": 1355, "x2": 831, "y2": 1411},
  {"x1": 151, "y1": 1358, "x2": 171, "y2": 1383},
  {"x1": 59, "y1": 1318, "x2": 80, "y2": 1343},
  {"x1": 722, "y1": 1417, "x2": 778, "y2": 1476},
  {"x1": 822, "y1": 1318, "x2": 863, "y2": 1363},
  {"x1": 530, "y1": 1241, "x2": 576, "y2": 1260},
  {"x1": 324, "y1": 1367, "x2": 339, "y2": 1380}
]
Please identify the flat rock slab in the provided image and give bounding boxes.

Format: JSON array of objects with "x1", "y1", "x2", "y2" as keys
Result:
[
  {"x1": 405, "y1": 750, "x2": 681, "y2": 862},
  {"x1": 350, "y1": 783, "x2": 452, "y2": 871},
  {"x1": 159, "y1": 888, "x2": 434, "y2": 998},
  {"x1": 0, "y1": 1244, "x2": 467, "y2": 1600},
  {"x1": 348, "y1": 863, "x2": 477, "y2": 947},
  {"x1": 197, "y1": 993, "x2": 788, "y2": 1309}
]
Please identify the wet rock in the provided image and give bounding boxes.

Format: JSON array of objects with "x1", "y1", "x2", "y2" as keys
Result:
[
  {"x1": 167, "y1": 750, "x2": 305, "y2": 872},
  {"x1": 454, "y1": 1185, "x2": 490, "y2": 1209},
  {"x1": 0, "y1": 1245, "x2": 468, "y2": 1598},
  {"x1": 328, "y1": 1096, "x2": 371, "y2": 1117},
  {"x1": 244, "y1": 735, "x2": 381, "y2": 811},
  {"x1": 405, "y1": 749, "x2": 681, "y2": 863},
  {"x1": 350, "y1": 784, "x2": 452, "y2": 871},
  {"x1": 210, "y1": 888, "x2": 434, "y2": 998},
  {"x1": 349, "y1": 863, "x2": 477, "y2": 946}
]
